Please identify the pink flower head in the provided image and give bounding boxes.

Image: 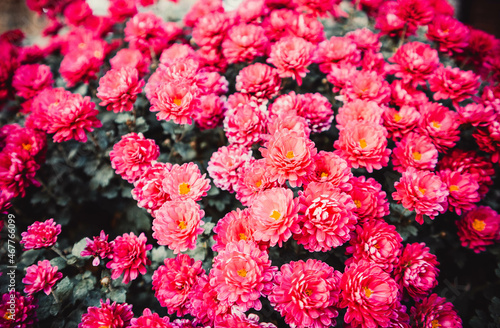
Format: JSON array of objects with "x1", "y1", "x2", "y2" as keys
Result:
[
  {"x1": 267, "y1": 36, "x2": 316, "y2": 86},
  {"x1": 233, "y1": 159, "x2": 280, "y2": 206},
  {"x1": 81, "y1": 230, "x2": 114, "y2": 266},
  {"x1": 348, "y1": 176, "x2": 390, "y2": 223},
  {"x1": 456, "y1": 206, "x2": 500, "y2": 253},
  {"x1": 0, "y1": 124, "x2": 47, "y2": 164},
  {"x1": 235, "y1": 0, "x2": 269, "y2": 23},
  {"x1": 341, "y1": 70, "x2": 391, "y2": 104},
  {"x1": 64, "y1": 1, "x2": 93, "y2": 27},
  {"x1": 97, "y1": 67, "x2": 144, "y2": 113},
  {"x1": 106, "y1": 232, "x2": 152, "y2": 284},
  {"x1": 395, "y1": 0, "x2": 434, "y2": 27},
  {"x1": 269, "y1": 259, "x2": 342, "y2": 328},
  {"x1": 110, "y1": 48, "x2": 151, "y2": 78},
  {"x1": 316, "y1": 37, "x2": 361, "y2": 74},
  {"x1": 59, "y1": 45, "x2": 105, "y2": 88},
  {"x1": 161, "y1": 162, "x2": 210, "y2": 202},
  {"x1": 288, "y1": 12, "x2": 326, "y2": 44},
  {"x1": 152, "y1": 199, "x2": 205, "y2": 254},
  {"x1": 130, "y1": 308, "x2": 172, "y2": 328},
  {"x1": 340, "y1": 260, "x2": 400, "y2": 328},
  {"x1": 223, "y1": 102, "x2": 268, "y2": 147},
  {"x1": 383, "y1": 105, "x2": 422, "y2": 140},
  {"x1": 213, "y1": 208, "x2": 265, "y2": 252},
  {"x1": 0, "y1": 148, "x2": 40, "y2": 199},
  {"x1": 196, "y1": 71, "x2": 229, "y2": 96},
  {"x1": 235, "y1": 63, "x2": 281, "y2": 100},
  {"x1": 394, "y1": 242, "x2": 439, "y2": 300},
  {"x1": 152, "y1": 254, "x2": 206, "y2": 316},
  {"x1": 392, "y1": 132, "x2": 439, "y2": 173},
  {"x1": 222, "y1": 24, "x2": 268, "y2": 64},
  {"x1": 192, "y1": 12, "x2": 232, "y2": 48},
  {"x1": 295, "y1": 182, "x2": 357, "y2": 252},
  {"x1": 110, "y1": 132, "x2": 160, "y2": 183},
  {"x1": 79, "y1": 299, "x2": 134, "y2": 328},
  {"x1": 393, "y1": 167, "x2": 449, "y2": 224},
  {"x1": 160, "y1": 44, "x2": 197, "y2": 66},
  {"x1": 23, "y1": 260, "x2": 63, "y2": 295},
  {"x1": 260, "y1": 129, "x2": 316, "y2": 187},
  {"x1": 457, "y1": 103, "x2": 497, "y2": 127},
  {"x1": 183, "y1": 0, "x2": 224, "y2": 28},
  {"x1": 194, "y1": 94, "x2": 226, "y2": 130},
  {"x1": 389, "y1": 42, "x2": 440, "y2": 88},
  {"x1": 188, "y1": 274, "x2": 231, "y2": 326},
  {"x1": 216, "y1": 311, "x2": 277, "y2": 328},
  {"x1": 326, "y1": 63, "x2": 358, "y2": 93},
  {"x1": 250, "y1": 187, "x2": 300, "y2": 247},
  {"x1": 20, "y1": 218, "x2": 61, "y2": 250},
  {"x1": 427, "y1": 15, "x2": 469, "y2": 55},
  {"x1": 361, "y1": 50, "x2": 388, "y2": 76},
  {"x1": 438, "y1": 169, "x2": 480, "y2": 215},
  {"x1": 429, "y1": 66, "x2": 479, "y2": 105},
  {"x1": 25, "y1": 88, "x2": 67, "y2": 131},
  {"x1": 336, "y1": 99, "x2": 384, "y2": 130},
  {"x1": 473, "y1": 121, "x2": 500, "y2": 163},
  {"x1": 411, "y1": 294, "x2": 462, "y2": 328},
  {"x1": 132, "y1": 162, "x2": 172, "y2": 213},
  {"x1": 266, "y1": 111, "x2": 311, "y2": 138},
  {"x1": 0, "y1": 291, "x2": 38, "y2": 327},
  {"x1": 207, "y1": 145, "x2": 252, "y2": 193},
  {"x1": 109, "y1": 0, "x2": 138, "y2": 22},
  {"x1": 334, "y1": 121, "x2": 391, "y2": 173},
  {"x1": 150, "y1": 82, "x2": 199, "y2": 124},
  {"x1": 345, "y1": 28, "x2": 381, "y2": 53},
  {"x1": 298, "y1": 93, "x2": 334, "y2": 133},
  {"x1": 13, "y1": 64, "x2": 53, "y2": 99},
  {"x1": 209, "y1": 240, "x2": 277, "y2": 311},
  {"x1": 308, "y1": 151, "x2": 352, "y2": 190},
  {"x1": 417, "y1": 102, "x2": 460, "y2": 152},
  {"x1": 389, "y1": 79, "x2": 429, "y2": 108},
  {"x1": 375, "y1": 1, "x2": 417, "y2": 37}
]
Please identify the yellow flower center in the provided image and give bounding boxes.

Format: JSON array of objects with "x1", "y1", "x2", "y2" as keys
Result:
[
  {"x1": 354, "y1": 200, "x2": 362, "y2": 209},
  {"x1": 173, "y1": 98, "x2": 182, "y2": 106},
  {"x1": 320, "y1": 172, "x2": 329, "y2": 178},
  {"x1": 394, "y1": 113, "x2": 402, "y2": 122},
  {"x1": 286, "y1": 151, "x2": 294, "y2": 159},
  {"x1": 22, "y1": 143, "x2": 32, "y2": 151},
  {"x1": 178, "y1": 221, "x2": 187, "y2": 230},
  {"x1": 237, "y1": 269, "x2": 247, "y2": 277},
  {"x1": 419, "y1": 187, "x2": 426, "y2": 195},
  {"x1": 239, "y1": 233, "x2": 247, "y2": 241},
  {"x1": 94, "y1": 50, "x2": 102, "y2": 58},
  {"x1": 449, "y1": 185, "x2": 459, "y2": 192},
  {"x1": 179, "y1": 183, "x2": 190, "y2": 195},
  {"x1": 3, "y1": 312, "x2": 13, "y2": 320},
  {"x1": 362, "y1": 286, "x2": 373, "y2": 298},
  {"x1": 413, "y1": 151, "x2": 422, "y2": 160},
  {"x1": 359, "y1": 139, "x2": 368, "y2": 149},
  {"x1": 431, "y1": 320, "x2": 442, "y2": 328},
  {"x1": 78, "y1": 42, "x2": 86, "y2": 49},
  {"x1": 305, "y1": 289, "x2": 313, "y2": 296},
  {"x1": 472, "y1": 219, "x2": 486, "y2": 232},
  {"x1": 255, "y1": 180, "x2": 262, "y2": 188},
  {"x1": 270, "y1": 210, "x2": 281, "y2": 221},
  {"x1": 432, "y1": 121, "x2": 442, "y2": 129}
]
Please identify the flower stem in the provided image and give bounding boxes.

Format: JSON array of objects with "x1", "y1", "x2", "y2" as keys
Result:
[
  {"x1": 51, "y1": 246, "x2": 68, "y2": 262},
  {"x1": 398, "y1": 22, "x2": 408, "y2": 48}
]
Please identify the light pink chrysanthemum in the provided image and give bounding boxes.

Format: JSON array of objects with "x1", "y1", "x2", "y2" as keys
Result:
[
  {"x1": 160, "y1": 44, "x2": 197, "y2": 66},
  {"x1": 341, "y1": 70, "x2": 391, "y2": 104},
  {"x1": 393, "y1": 167, "x2": 449, "y2": 224},
  {"x1": 188, "y1": 274, "x2": 231, "y2": 326},
  {"x1": 110, "y1": 48, "x2": 151, "y2": 78},
  {"x1": 235, "y1": 63, "x2": 281, "y2": 100},
  {"x1": 383, "y1": 105, "x2": 421, "y2": 141},
  {"x1": 348, "y1": 176, "x2": 389, "y2": 223},
  {"x1": 207, "y1": 145, "x2": 252, "y2": 193},
  {"x1": 20, "y1": 218, "x2": 61, "y2": 251},
  {"x1": 223, "y1": 103, "x2": 267, "y2": 147},
  {"x1": 132, "y1": 162, "x2": 173, "y2": 213},
  {"x1": 417, "y1": 102, "x2": 460, "y2": 152},
  {"x1": 316, "y1": 37, "x2": 361, "y2": 74},
  {"x1": 288, "y1": 12, "x2": 326, "y2": 44},
  {"x1": 222, "y1": 24, "x2": 268, "y2": 64},
  {"x1": 194, "y1": 94, "x2": 226, "y2": 131},
  {"x1": 308, "y1": 151, "x2": 352, "y2": 190},
  {"x1": 438, "y1": 169, "x2": 480, "y2": 215},
  {"x1": 345, "y1": 28, "x2": 381, "y2": 53},
  {"x1": 326, "y1": 63, "x2": 358, "y2": 93},
  {"x1": 269, "y1": 259, "x2": 342, "y2": 328},
  {"x1": 336, "y1": 99, "x2": 384, "y2": 130},
  {"x1": 150, "y1": 82, "x2": 199, "y2": 124},
  {"x1": 233, "y1": 159, "x2": 280, "y2": 206},
  {"x1": 266, "y1": 111, "x2": 311, "y2": 138},
  {"x1": 427, "y1": 14, "x2": 469, "y2": 55},
  {"x1": 456, "y1": 206, "x2": 500, "y2": 253},
  {"x1": 161, "y1": 162, "x2": 211, "y2": 202},
  {"x1": 183, "y1": 0, "x2": 224, "y2": 28},
  {"x1": 79, "y1": 299, "x2": 134, "y2": 328},
  {"x1": 411, "y1": 294, "x2": 462, "y2": 328},
  {"x1": 81, "y1": 230, "x2": 114, "y2": 266},
  {"x1": 13, "y1": 64, "x2": 53, "y2": 99},
  {"x1": 23, "y1": 260, "x2": 63, "y2": 295},
  {"x1": 191, "y1": 12, "x2": 232, "y2": 48},
  {"x1": 209, "y1": 240, "x2": 277, "y2": 312},
  {"x1": 96, "y1": 67, "x2": 144, "y2": 113},
  {"x1": 130, "y1": 308, "x2": 173, "y2": 328},
  {"x1": 392, "y1": 132, "x2": 439, "y2": 173},
  {"x1": 429, "y1": 66, "x2": 479, "y2": 105}
]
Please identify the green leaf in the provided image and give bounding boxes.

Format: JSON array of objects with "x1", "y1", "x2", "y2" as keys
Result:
[
  {"x1": 54, "y1": 276, "x2": 72, "y2": 302},
  {"x1": 72, "y1": 238, "x2": 88, "y2": 258},
  {"x1": 108, "y1": 287, "x2": 127, "y2": 303},
  {"x1": 90, "y1": 165, "x2": 115, "y2": 189}
]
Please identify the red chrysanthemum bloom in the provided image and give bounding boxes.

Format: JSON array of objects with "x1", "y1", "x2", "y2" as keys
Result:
[
  {"x1": 393, "y1": 167, "x2": 449, "y2": 224},
  {"x1": 411, "y1": 294, "x2": 462, "y2": 328},
  {"x1": 235, "y1": 63, "x2": 281, "y2": 100},
  {"x1": 438, "y1": 169, "x2": 480, "y2": 215},
  {"x1": 457, "y1": 103, "x2": 497, "y2": 127},
  {"x1": 456, "y1": 206, "x2": 500, "y2": 253},
  {"x1": 417, "y1": 102, "x2": 460, "y2": 152},
  {"x1": 81, "y1": 230, "x2": 114, "y2": 266},
  {"x1": 334, "y1": 121, "x2": 391, "y2": 173},
  {"x1": 233, "y1": 159, "x2": 280, "y2": 206},
  {"x1": 394, "y1": 242, "x2": 439, "y2": 301},
  {"x1": 336, "y1": 99, "x2": 384, "y2": 130},
  {"x1": 188, "y1": 274, "x2": 231, "y2": 326},
  {"x1": 427, "y1": 15, "x2": 469, "y2": 55},
  {"x1": 132, "y1": 162, "x2": 172, "y2": 213},
  {"x1": 194, "y1": 94, "x2": 226, "y2": 131},
  {"x1": 191, "y1": 12, "x2": 232, "y2": 48},
  {"x1": 152, "y1": 254, "x2": 206, "y2": 316},
  {"x1": 0, "y1": 147, "x2": 40, "y2": 198},
  {"x1": 348, "y1": 176, "x2": 389, "y2": 223},
  {"x1": 222, "y1": 24, "x2": 268, "y2": 64},
  {"x1": 22, "y1": 260, "x2": 63, "y2": 295},
  {"x1": 12, "y1": 64, "x2": 53, "y2": 99},
  {"x1": 298, "y1": 93, "x2": 334, "y2": 133},
  {"x1": 0, "y1": 291, "x2": 38, "y2": 327},
  {"x1": 340, "y1": 260, "x2": 400, "y2": 328},
  {"x1": 96, "y1": 67, "x2": 144, "y2": 113},
  {"x1": 395, "y1": 0, "x2": 434, "y2": 27},
  {"x1": 295, "y1": 182, "x2": 357, "y2": 252},
  {"x1": 20, "y1": 218, "x2": 61, "y2": 251},
  {"x1": 110, "y1": 48, "x2": 151, "y2": 78},
  {"x1": 106, "y1": 232, "x2": 152, "y2": 284},
  {"x1": 79, "y1": 299, "x2": 134, "y2": 328},
  {"x1": 389, "y1": 79, "x2": 429, "y2": 108},
  {"x1": 316, "y1": 37, "x2": 361, "y2": 74},
  {"x1": 345, "y1": 28, "x2": 381, "y2": 53},
  {"x1": 341, "y1": 70, "x2": 391, "y2": 104},
  {"x1": 269, "y1": 259, "x2": 342, "y2": 328},
  {"x1": 473, "y1": 121, "x2": 500, "y2": 163},
  {"x1": 392, "y1": 132, "x2": 439, "y2": 173},
  {"x1": 308, "y1": 151, "x2": 352, "y2": 190},
  {"x1": 161, "y1": 162, "x2": 211, "y2": 202},
  {"x1": 388, "y1": 42, "x2": 440, "y2": 88},
  {"x1": 110, "y1": 132, "x2": 160, "y2": 183},
  {"x1": 150, "y1": 82, "x2": 200, "y2": 124},
  {"x1": 429, "y1": 66, "x2": 479, "y2": 105},
  {"x1": 223, "y1": 102, "x2": 267, "y2": 147},
  {"x1": 152, "y1": 199, "x2": 205, "y2": 254},
  {"x1": 267, "y1": 36, "x2": 316, "y2": 86},
  {"x1": 207, "y1": 145, "x2": 252, "y2": 193},
  {"x1": 209, "y1": 240, "x2": 277, "y2": 312},
  {"x1": 250, "y1": 187, "x2": 301, "y2": 247},
  {"x1": 130, "y1": 308, "x2": 172, "y2": 328}
]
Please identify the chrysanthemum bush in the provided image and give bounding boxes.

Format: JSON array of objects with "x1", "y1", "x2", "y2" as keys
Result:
[{"x1": 1, "y1": 0, "x2": 500, "y2": 327}]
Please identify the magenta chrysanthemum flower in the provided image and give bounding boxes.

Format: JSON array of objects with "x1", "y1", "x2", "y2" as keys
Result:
[
  {"x1": 316, "y1": 37, "x2": 361, "y2": 73},
  {"x1": 427, "y1": 14, "x2": 469, "y2": 55},
  {"x1": 132, "y1": 162, "x2": 173, "y2": 213},
  {"x1": 346, "y1": 28, "x2": 381, "y2": 52},
  {"x1": 188, "y1": 274, "x2": 231, "y2": 326},
  {"x1": 96, "y1": 67, "x2": 144, "y2": 113},
  {"x1": 308, "y1": 151, "x2": 352, "y2": 189},
  {"x1": 81, "y1": 230, "x2": 114, "y2": 266},
  {"x1": 266, "y1": 111, "x2": 311, "y2": 138},
  {"x1": 79, "y1": 299, "x2": 134, "y2": 328},
  {"x1": 12, "y1": 64, "x2": 53, "y2": 99},
  {"x1": 298, "y1": 93, "x2": 334, "y2": 133},
  {"x1": 110, "y1": 132, "x2": 160, "y2": 183},
  {"x1": 392, "y1": 132, "x2": 438, "y2": 173},
  {"x1": 209, "y1": 240, "x2": 277, "y2": 312},
  {"x1": 162, "y1": 162, "x2": 210, "y2": 202},
  {"x1": 152, "y1": 199, "x2": 205, "y2": 254},
  {"x1": 130, "y1": 308, "x2": 172, "y2": 328},
  {"x1": 106, "y1": 232, "x2": 152, "y2": 284},
  {"x1": 393, "y1": 167, "x2": 449, "y2": 224},
  {"x1": 222, "y1": 24, "x2": 268, "y2": 64},
  {"x1": 395, "y1": 0, "x2": 434, "y2": 27},
  {"x1": 0, "y1": 291, "x2": 38, "y2": 327},
  {"x1": 347, "y1": 176, "x2": 389, "y2": 223},
  {"x1": 429, "y1": 66, "x2": 479, "y2": 105},
  {"x1": 216, "y1": 311, "x2": 277, "y2": 328},
  {"x1": 235, "y1": 63, "x2": 281, "y2": 100},
  {"x1": 411, "y1": 294, "x2": 462, "y2": 328},
  {"x1": 194, "y1": 94, "x2": 226, "y2": 130},
  {"x1": 473, "y1": 121, "x2": 500, "y2": 163},
  {"x1": 295, "y1": 182, "x2": 357, "y2": 252},
  {"x1": 341, "y1": 70, "x2": 390, "y2": 104},
  {"x1": 417, "y1": 102, "x2": 460, "y2": 152},
  {"x1": 150, "y1": 82, "x2": 199, "y2": 124},
  {"x1": 389, "y1": 79, "x2": 429, "y2": 108},
  {"x1": 269, "y1": 259, "x2": 342, "y2": 328},
  {"x1": 457, "y1": 103, "x2": 496, "y2": 127},
  {"x1": 110, "y1": 48, "x2": 151, "y2": 78},
  {"x1": 191, "y1": 12, "x2": 231, "y2": 48},
  {"x1": 0, "y1": 148, "x2": 40, "y2": 199},
  {"x1": 22, "y1": 260, "x2": 63, "y2": 295},
  {"x1": 394, "y1": 242, "x2": 439, "y2": 301},
  {"x1": 233, "y1": 159, "x2": 280, "y2": 206},
  {"x1": 207, "y1": 145, "x2": 252, "y2": 193},
  {"x1": 438, "y1": 169, "x2": 480, "y2": 215},
  {"x1": 152, "y1": 254, "x2": 206, "y2": 316},
  {"x1": 456, "y1": 206, "x2": 500, "y2": 253},
  {"x1": 383, "y1": 105, "x2": 421, "y2": 141},
  {"x1": 336, "y1": 99, "x2": 384, "y2": 130},
  {"x1": 223, "y1": 102, "x2": 267, "y2": 147},
  {"x1": 20, "y1": 218, "x2": 61, "y2": 251}
]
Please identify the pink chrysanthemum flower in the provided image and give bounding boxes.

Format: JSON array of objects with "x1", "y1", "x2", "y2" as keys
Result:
[
  {"x1": 0, "y1": 148, "x2": 40, "y2": 198},
  {"x1": 194, "y1": 94, "x2": 226, "y2": 131},
  {"x1": 334, "y1": 121, "x2": 391, "y2": 173},
  {"x1": 150, "y1": 82, "x2": 199, "y2": 124},
  {"x1": 79, "y1": 299, "x2": 134, "y2": 328},
  {"x1": 0, "y1": 291, "x2": 38, "y2": 327},
  {"x1": 268, "y1": 91, "x2": 301, "y2": 116},
  {"x1": 260, "y1": 129, "x2": 316, "y2": 187},
  {"x1": 388, "y1": 42, "x2": 440, "y2": 88},
  {"x1": 96, "y1": 67, "x2": 144, "y2": 113},
  {"x1": 417, "y1": 102, "x2": 460, "y2": 152},
  {"x1": 326, "y1": 63, "x2": 358, "y2": 93},
  {"x1": 308, "y1": 151, "x2": 352, "y2": 190},
  {"x1": 20, "y1": 218, "x2": 61, "y2": 251},
  {"x1": 109, "y1": 0, "x2": 138, "y2": 23},
  {"x1": 456, "y1": 206, "x2": 500, "y2": 253},
  {"x1": 1, "y1": 124, "x2": 47, "y2": 164},
  {"x1": 110, "y1": 132, "x2": 160, "y2": 183},
  {"x1": 345, "y1": 28, "x2": 381, "y2": 53},
  {"x1": 81, "y1": 230, "x2": 114, "y2": 266},
  {"x1": 287, "y1": 12, "x2": 326, "y2": 44},
  {"x1": 213, "y1": 208, "x2": 265, "y2": 252},
  {"x1": 392, "y1": 132, "x2": 439, "y2": 173},
  {"x1": 209, "y1": 240, "x2": 277, "y2": 312},
  {"x1": 130, "y1": 308, "x2": 172, "y2": 328},
  {"x1": 13, "y1": 64, "x2": 53, "y2": 99},
  {"x1": 473, "y1": 121, "x2": 500, "y2": 163},
  {"x1": 216, "y1": 311, "x2": 277, "y2": 328},
  {"x1": 162, "y1": 162, "x2": 211, "y2": 202},
  {"x1": 348, "y1": 176, "x2": 389, "y2": 223},
  {"x1": 411, "y1": 294, "x2": 462, "y2": 328},
  {"x1": 361, "y1": 50, "x2": 387, "y2": 76},
  {"x1": 23, "y1": 260, "x2": 63, "y2": 295},
  {"x1": 207, "y1": 145, "x2": 252, "y2": 193},
  {"x1": 25, "y1": 87, "x2": 68, "y2": 131},
  {"x1": 160, "y1": 44, "x2": 197, "y2": 66},
  {"x1": 250, "y1": 187, "x2": 300, "y2": 247},
  {"x1": 295, "y1": 182, "x2": 357, "y2": 252},
  {"x1": 316, "y1": 37, "x2": 361, "y2": 74},
  {"x1": 183, "y1": 0, "x2": 224, "y2": 27},
  {"x1": 152, "y1": 199, "x2": 205, "y2": 254},
  {"x1": 336, "y1": 99, "x2": 384, "y2": 130},
  {"x1": 188, "y1": 274, "x2": 231, "y2": 326},
  {"x1": 267, "y1": 36, "x2": 316, "y2": 86},
  {"x1": 429, "y1": 66, "x2": 479, "y2": 105},
  {"x1": 438, "y1": 169, "x2": 480, "y2": 215},
  {"x1": 191, "y1": 12, "x2": 232, "y2": 48},
  {"x1": 340, "y1": 260, "x2": 400, "y2": 328},
  {"x1": 457, "y1": 103, "x2": 497, "y2": 127},
  {"x1": 375, "y1": 1, "x2": 417, "y2": 37},
  {"x1": 389, "y1": 79, "x2": 429, "y2": 108},
  {"x1": 395, "y1": 0, "x2": 434, "y2": 27},
  {"x1": 196, "y1": 71, "x2": 229, "y2": 96},
  {"x1": 393, "y1": 167, "x2": 449, "y2": 224},
  {"x1": 106, "y1": 232, "x2": 152, "y2": 284},
  {"x1": 427, "y1": 15, "x2": 469, "y2": 55},
  {"x1": 132, "y1": 162, "x2": 173, "y2": 213},
  {"x1": 383, "y1": 105, "x2": 421, "y2": 141},
  {"x1": 235, "y1": 63, "x2": 281, "y2": 100},
  {"x1": 266, "y1": 111, "x2": 311, "y2": 138},
  {"x1": 223, "y1": 102, "x2": 267, "y2": 147},
  {"x1": 341, "y1": 70, "x2": 391, "y2": 104},
  {"x1": 298, "y1": 93, "x2": 334, "y2": 133},
  {"x1": 269, "y1": 259, "x2": 342, "y2": 328},
  {"x1": 233, "y1": 159, "x2": 280, "y2": 206},
  {"x1": 152, "y1": 254, "x2": 206, "y2": 316},
  {"x1": 110, "y1": 49, "x2": 151, "y2": 78},
  {"x1": 394, "y1": 242, "x2": 439, "y2": 301},
  {"x1": 235, "y1": 0, "x2": 269, "y2": 23},
  {"x1": 222, "y1": 24, "x2": 268, "y2": 64}
]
